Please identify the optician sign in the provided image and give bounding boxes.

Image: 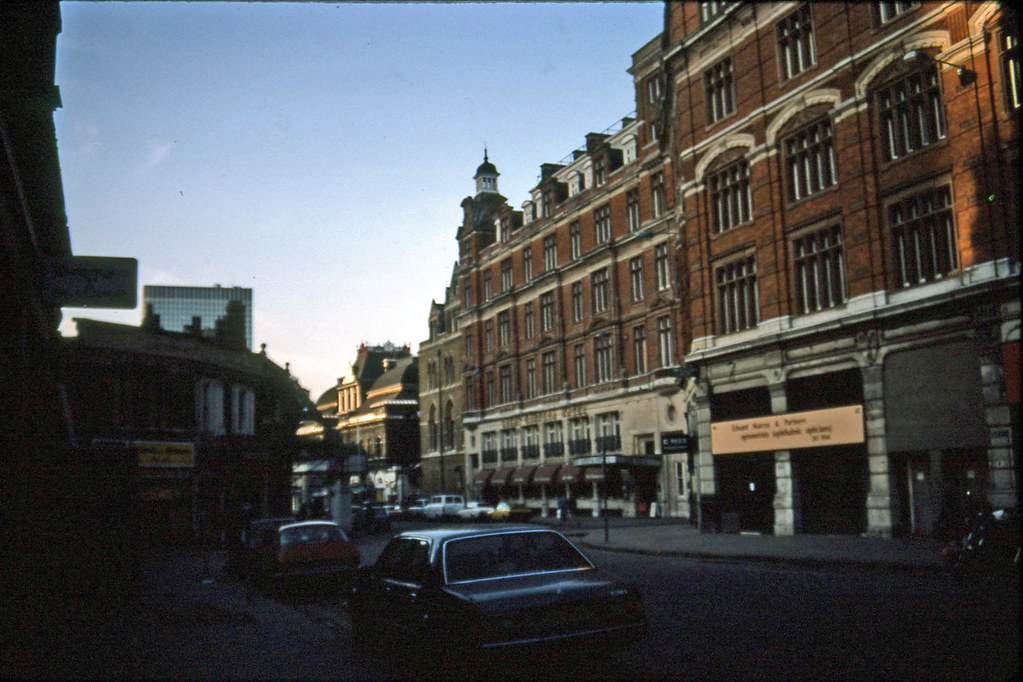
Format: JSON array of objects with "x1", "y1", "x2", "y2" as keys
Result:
[{"x1": 711, "y1": 405, "x2": 864, "y2": 455}]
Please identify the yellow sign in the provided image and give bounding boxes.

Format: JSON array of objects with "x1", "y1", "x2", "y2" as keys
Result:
[
  {"x1": 711, "y1": 405, "x2": 864, "y2": 455},
  {"x1": 135, "y1": 441, "x2": 195, "y2": 468}
]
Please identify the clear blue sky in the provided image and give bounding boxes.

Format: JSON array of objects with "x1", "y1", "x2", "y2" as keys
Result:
[{"x1": 55, "y1": 1, "x2": 664, "y2": 397}]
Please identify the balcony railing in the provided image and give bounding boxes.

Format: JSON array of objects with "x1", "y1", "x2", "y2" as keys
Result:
[
  {"x1": 482, "y1": 449, "x2": 498, "y2": 464},
  {"x1": 521, "y1": 444, "x2": 540, "y2": 460},
  {"x1": 543, "y1": 442, "x2": 564, "y2": 458},
  {"x1": 596, "y1": 434, "x2": 621, "y2": 453},
  {"x1": 500, "y1": 447, "x2": 518, "y2": 463},
  {"x1": 568, "y1": 439, "x2": 591, "y2": 456}
]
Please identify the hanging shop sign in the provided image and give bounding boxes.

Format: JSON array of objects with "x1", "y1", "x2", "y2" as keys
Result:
[
  {"x1": 135, "y1": 440, "x2": 195, "y2": 468},
  {"x1": 711, "y1": 405, "x2": 864, "y2": 455}
]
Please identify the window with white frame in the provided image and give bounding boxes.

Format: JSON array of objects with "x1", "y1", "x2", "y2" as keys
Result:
[
  {"x1": 626, "y1": 189, "x2": 641, "y2": 232},
  {"x1": 483, "y1": 270, "x2": 492, "y2": 300},
  {"x1": 655, "y1": 244, "x2": 671, "y2": 291},
  {"x1": 570, "y1": 221, "x2": 582, "y2": 259},
  {"x1": 574, "y1": 343, "x2": 586, "y2": 388},
  {"x1": 633, "y1": 325, "x2": 647, "y2": 375},
  {"x1": 499, "y1": 364, "x2": 513, "y2": 404},
  {"x1": 888, "y1": 185, "x2": 958, "y2": 287},
  {"x1": 700, "y1": 1, "x2": 733, "y2": 24},
  {"x1": 594, "y1": 204, "x2": 611, "y2": 244},
  {"x1": 594, "y1": 156, "x2": 607, "y2": 186},
  {"x1": 630, "y1": 256, "x2": 645, "y2": 302},
  {"x1": 524, "y1": 301, "x2": 535, "y2": 339},
  {"x1": 540, "y1": 292, "x2": 554, "y2": 332},
  {"x1": 793, "y1": 223, "x2": 847, "y2": 313},
  {"x1": 526, "y1": 357, "x2": 537, "y2": 398},
  {"x1": 646, "y1": 74, "x2": 664, "y2": 103},
  {"x1": 464, "y1": 329, "x2": 473, "y2": 360},
  {"x1": 594, "y1": 333, "x2": 614, "y2": 383},
  {"x1": 716, "y1": 255, "x2": 758, "y2": 334},
  {"x1": 876, "y1": 64, "x2": 946, "y2": 162},
  {"x1": 541, "y1": 351, "x2": 557, "y2": 394},
  {"x1": 231, "y1": 385, "x2": 255, "y2": 435},
  {"x1": 651, "y1": 172, "x2": 666, "y2": 218},
  {"x1": 544, "y1": 421, "x2": 564, "y2": 458},
  {"x1": 543, "y1": 235, "x2": 558, "y2": 271},
  {"x1": 785, "y1": 118, "x2": 836, "y2": 202},
  {"x1": 709, "y1": 159, "x2": 752, "y2": 233},
  {"x1": 486, "y1": 372, "x2": 496, "y2": 407},
  {"x1": 571, "y1": 281, "x2": 584, "y2": 323},
  {"x1": 878, "y1": 1, "x2": 918, "y2": 23},
  {"x1": 569, "y1": 417, "x2": 591, "y2": 455},
  {"x1": 591, "y1": 268, "x2": 609, "y2": 314},
  {"x1": 523, "y1": 247, "x2": 533, "y2": 283},
  {"x1": 705, "y1": 57, "x2": 735, "y2": 124},
  {"x1": 501, "y1": 258, "x2": 513, "y2": 291},
  {"x1": 199, "y1": 379, "x2": 225, "y2": 435},
  {"x1": 497, "y1": 311, "x2": 510, "y2": 347},
  {"x1": 1002, "y1": 30, "x2": 1021, "y2": 111},
  {"x1": 657, "y1": 316, "x2": 674, "y2": 367},
  {"x1": 777, "y1": 4, "x2": 816, "y2": 81},
  {"x1": 522, "y1": 425, "x2": 540, "y2": 460},
  {"x1": 596, "y1": 412, "x2": 621, "y2": 452}
]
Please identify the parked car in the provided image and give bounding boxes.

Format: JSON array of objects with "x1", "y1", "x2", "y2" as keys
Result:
[
  {"x1": 233, "y1": 519, "x2": 360, "y2": 595},
  {"x1": 488, "y1": 501, "x2": 534, "y2": 522},
  {"x1": 457, "y1": 501, "x2": 496, "y2": 521},
  {"x1": 389, "y1": 495, "x2": 428, "y2": 520},
  {"x1": 348, "y1": 526, "x2": 645, "y2": 660},
  {"x1": 352, "y1": 503, "x2": 392, "y2": 535},
  {"x1": 423, "y1": 494, "x2": 466, "y2": 520}
]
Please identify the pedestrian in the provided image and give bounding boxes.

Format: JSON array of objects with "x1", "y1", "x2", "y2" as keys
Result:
[{"x1": 557, "y1": 494, "x2": 569, "y2": 523}]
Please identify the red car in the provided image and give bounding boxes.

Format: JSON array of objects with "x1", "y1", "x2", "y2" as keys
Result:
[{"x1": 245, "y1": 520, "x2": 361, "y2": 595}]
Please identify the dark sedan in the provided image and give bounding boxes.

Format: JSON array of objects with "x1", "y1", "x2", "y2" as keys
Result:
[{"x1": 347, "y1": 526, "x2": 645, "y2": 660}]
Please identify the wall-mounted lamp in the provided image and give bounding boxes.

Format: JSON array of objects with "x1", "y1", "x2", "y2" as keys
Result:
[{"x1": 903, "y1": 49, "x2": 976, "y2": 86}]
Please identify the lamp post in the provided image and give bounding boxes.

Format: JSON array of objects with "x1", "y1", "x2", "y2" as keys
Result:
[{"x1": 601, "y1": 435, "x2": 609, "y2": 543}]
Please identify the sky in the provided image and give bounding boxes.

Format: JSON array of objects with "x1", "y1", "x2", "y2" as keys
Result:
[{"x1": 54, "y1": 0, "x2": 665, "y2": 398}]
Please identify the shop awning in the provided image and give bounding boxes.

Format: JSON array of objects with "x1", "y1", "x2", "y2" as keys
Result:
[
  {"x1": 532, "y1": 464, "x2": 560, "y2": 484},
  {"x1": 583, "y1": 466, "x2": 605, "y2": 482},
  {"x1": 510, "y1": 466, "x2": 537, "y2": 485},
  {"x1": 472, "y1": 468, "x2": 494, "y2": 486},
  {"x1": 554, "y1": 466, "x2": 584, "y2": 485},
  {"x1": 489, "y1": 468, "x2": 515, "y2": 487}
]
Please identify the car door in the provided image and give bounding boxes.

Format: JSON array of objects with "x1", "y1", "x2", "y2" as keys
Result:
[{"x1": 371, "y1": 537, "x2": 435, "y2": 642}]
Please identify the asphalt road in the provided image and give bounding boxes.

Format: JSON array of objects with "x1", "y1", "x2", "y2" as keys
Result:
[{"x1": 280, "y1": 531, "x2": 1019, "y2": 681}]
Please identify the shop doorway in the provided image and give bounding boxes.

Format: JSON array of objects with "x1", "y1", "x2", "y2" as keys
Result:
[
  {"x1": 792, "y1": 446, "x2": 867, "y2": 535},
  {"x1": 716, "y1": 453, "x2": 775, "y2": 534}
]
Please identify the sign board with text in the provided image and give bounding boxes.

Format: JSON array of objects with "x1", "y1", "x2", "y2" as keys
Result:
[
  {"x1": 54, "y1": 256, "x2": 137, "y2": 308},
  {"x1": 136, "y1": 441, "x2": 195, "y2": 468},
  {"x1": 711, "y1": 405, "x2": 864, "y2": 455}
]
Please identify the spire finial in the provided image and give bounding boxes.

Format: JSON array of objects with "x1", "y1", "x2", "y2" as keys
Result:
[{"x1": 484, "y1": 146, "x2": 488, "y2": 163}]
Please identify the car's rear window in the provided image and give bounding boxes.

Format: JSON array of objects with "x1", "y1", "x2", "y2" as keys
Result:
[
  {"x1": 280, "y1": 524, "x2": 342, "y2": 546},
  {"x1": 444, "y1": 530, "x2": 593, "y2": 583}
]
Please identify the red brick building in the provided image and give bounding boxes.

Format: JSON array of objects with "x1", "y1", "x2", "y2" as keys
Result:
[{"x1": 666, "y1": 2, "x2": 1019, "y2": 535}]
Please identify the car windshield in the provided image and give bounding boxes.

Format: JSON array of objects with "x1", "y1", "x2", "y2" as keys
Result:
[
  {"x1": 279, "y1": 524, "x2": 343, "y2": 546},
  {"x1": 444, "y1": 530, "x2": 593, "y2": 583}
]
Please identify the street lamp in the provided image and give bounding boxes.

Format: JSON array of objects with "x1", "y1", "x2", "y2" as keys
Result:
[
  {"x1": 902, "y1": 49, "x2": 976, "y2": 86},
  {"x1": 601, "y1": 435, "x2": 609, "y2": 543}
]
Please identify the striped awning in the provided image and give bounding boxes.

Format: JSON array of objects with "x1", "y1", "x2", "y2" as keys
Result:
[
  {"x1": 510, "y1": 466, "x2": 537, "y2": 485},
  {"x1": 532, "y1": 465, "x2": 560, "y2": 484},
  {"x1": 583, "y1": 466, "x2": 606, "y2": 482},
  {"x1": 554, "y1": 465, "x2": 584, "y2": 484},
  {"x1": 472, "y1": 468, "x2": 494, "y2": 486},
  {"x1": 489, "y1": 468, "x2": 515, "y2": 487}
]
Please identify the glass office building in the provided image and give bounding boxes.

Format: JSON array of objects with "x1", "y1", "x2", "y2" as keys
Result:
[{"x1": 142, "y1": 285, "x2": 253, "y2": 350}]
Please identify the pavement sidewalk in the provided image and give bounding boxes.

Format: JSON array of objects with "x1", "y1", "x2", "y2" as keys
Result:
[{"x1": 536, "y1": 516, "x2": 949, "y2": 571}]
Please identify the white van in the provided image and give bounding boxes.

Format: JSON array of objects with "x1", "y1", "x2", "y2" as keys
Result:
[{"x1": 423, "y1": 494, "x2": 465, "y2": 520}]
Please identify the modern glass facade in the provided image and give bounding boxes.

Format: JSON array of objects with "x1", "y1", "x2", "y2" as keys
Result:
[{"x1": 142, "y1": 285, "x2": 253, "y2": 349}]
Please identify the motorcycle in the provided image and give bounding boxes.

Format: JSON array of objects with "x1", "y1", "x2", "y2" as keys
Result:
[{"x1": 942, "y1": 505, "x2": 1020, "y2": 578}]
